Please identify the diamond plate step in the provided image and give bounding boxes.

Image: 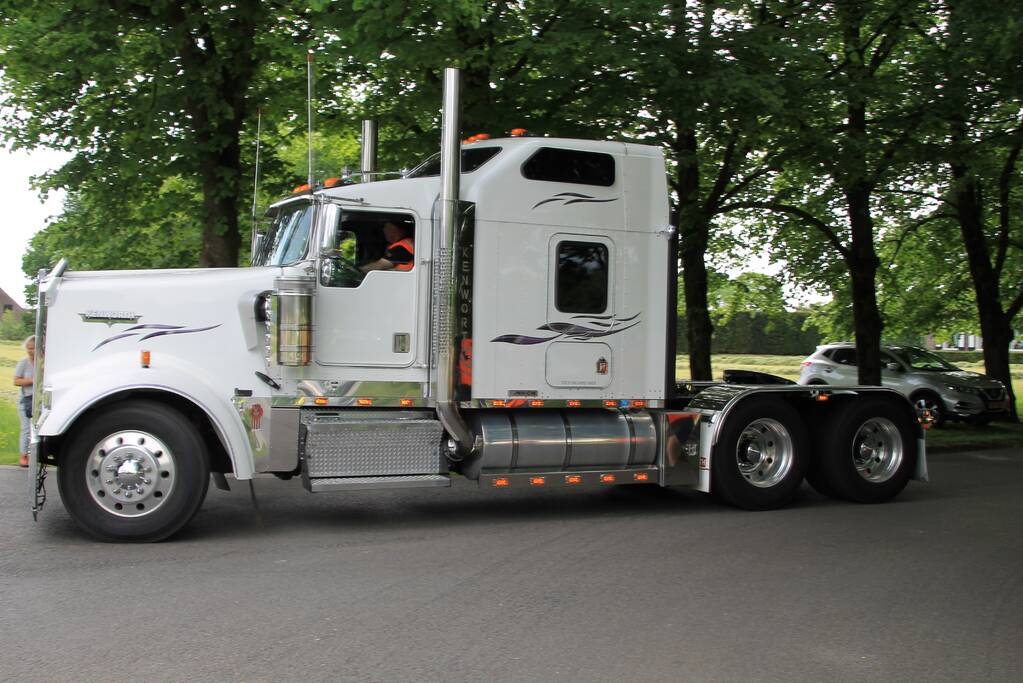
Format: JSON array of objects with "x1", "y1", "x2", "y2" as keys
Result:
[{"x1": 305, "y1": 474, "x2": 451, "y2": 493}]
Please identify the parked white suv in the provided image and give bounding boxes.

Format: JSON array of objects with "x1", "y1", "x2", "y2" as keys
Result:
[{"x1": 798, "y1": 343, "x2": 1009, "y2": 427}]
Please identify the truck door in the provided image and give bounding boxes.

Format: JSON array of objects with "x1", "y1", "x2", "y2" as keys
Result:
[
  {"x1": 314, "y1": 208, "x2": 419, "y2": 367},
  {"x1": 544, "y1": 234, "x2": 618, "y2": 390}
]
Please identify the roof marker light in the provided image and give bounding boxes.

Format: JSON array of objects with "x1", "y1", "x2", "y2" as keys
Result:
[
  {"x1": 510, "y1": 128, "x2": 528, "y2": 137},
  {"x1": 292, "y1": 183, "x2": 311, "y2": 193},
  {"x1": 323, "y1": 177, "x2": 342, "y2": 188}
]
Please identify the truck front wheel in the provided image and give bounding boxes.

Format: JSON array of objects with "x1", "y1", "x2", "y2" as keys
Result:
[
  {"x1": 712, "y1": 398, "x2": 809, "y2": 510},
  {"x1": 58, "y1": 401, "x2": 210, "y2": 542}
]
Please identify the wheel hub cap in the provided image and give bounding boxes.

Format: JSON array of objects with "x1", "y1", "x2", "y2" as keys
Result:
[
  {"x1": 852, "y1": 418, "x2": 903, "y2": 483},
  {"x1": 87, "y1": 431, "x2": 176, "y2": 517},
  {"x1": 735, "y1": 418, "x2": 794, "y2": 488}
]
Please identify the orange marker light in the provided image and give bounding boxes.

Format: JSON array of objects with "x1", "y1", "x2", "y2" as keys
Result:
[
  {"x1": 603, "y1": 400, "x2": 617, "y2": 408},
  {"x1": 815, "y1": 394, "x2": 830, "y2": 402},
  {"x1": 292, "y1": 183, "x2": 311, "y2": 193},
  {"x1": 493, "y1": 477, "x2": 510, "y2": 487},
  {"x1": 510, "y1": 128, "x2": 528, "y2": 137},
  {"x1": 399, "y1": 398, "x2": 414, "y2": 407},
  {"x1": 565, "y1": 474, "x2": 583, "y2": 485},
  {"x1": 600, "y1": 474, "x2": 617, "y2": 483},
  {"x1": 567, "y1": 400, "x2": 582, "y2": 407},
  {"x1": 631, "y1": 400, "x2": 647, "y2": 408},
  {"x1": 314, "y1": 397, "x2": 329, "y2": 405},
  {"x1": 633, "y1": 472, "x2": 650, "y2": 482},
  {"x1": 529, "y1": 476, "x2": 546, "y2": 486},
  {"x1": 529, "y1": 400, "x2": 545, "y2": 408},
  {"x1": 323, "y1": 177, "x2": 342, "y2": 187},
  {"x1": 140, "y1": 350, "x2": 151, "y2": 368},
  {"x1": 492, "y1": 399, "x2": 507, "y2": 407},
  {"x1": 357, "y1": 398, "x2": 373, "y2": 406}
]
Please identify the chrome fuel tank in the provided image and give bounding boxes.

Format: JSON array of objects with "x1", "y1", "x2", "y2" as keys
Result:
[{"x1": 461, "y1": 409, "x2": 656, "y2": 479}]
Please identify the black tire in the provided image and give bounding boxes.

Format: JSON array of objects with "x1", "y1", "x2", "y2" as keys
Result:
[
  {"x1": 58, "y1": 400, "x2": 210, "y2": 542},
  {"x1": 815, "y1": 398, "x2": 918, "y2": 504},
  {"x1": 911, "y1": 390, "x2": 945, "y2": 428},
  {"x1": 712, "y1": 398, "x2": 809, "y2": 510}
]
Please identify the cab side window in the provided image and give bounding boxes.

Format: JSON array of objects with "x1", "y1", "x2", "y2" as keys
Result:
[
  {"x1": 320, "y1": 212, "x2": 416, "y2": 288},
  {"x1": 522, "y1": 147, "x2": 615, "y2": 187},
  {"x1": 555, "y1": 241, "x2": 609, "y2": 314}
]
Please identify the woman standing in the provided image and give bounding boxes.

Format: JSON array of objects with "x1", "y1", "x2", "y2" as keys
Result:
[{"x1": 13, "y1": 335, "x2": 35, "y2": 468}]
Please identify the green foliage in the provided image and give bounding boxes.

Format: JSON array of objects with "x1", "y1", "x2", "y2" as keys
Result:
[{"x1": 0, "y1": 311, "x2": 34, "y2": 342}]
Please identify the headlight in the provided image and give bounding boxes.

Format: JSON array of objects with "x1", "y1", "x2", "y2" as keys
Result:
[{"x1": 944, "y1": 383, "x2": 980, "y2": 395}]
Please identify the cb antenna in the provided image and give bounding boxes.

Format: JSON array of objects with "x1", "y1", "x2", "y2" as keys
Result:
[
  {"x1": 306, "y1": 50, "x2": 315, "y2": 188},
  {"x1": 250, "y1": 107, "x2": 262, "y2": 256}
]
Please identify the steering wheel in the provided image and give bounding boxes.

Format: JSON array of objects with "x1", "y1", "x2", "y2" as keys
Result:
[{"x1": 320, "y1": 255, "x2": 365, "y2": 288}]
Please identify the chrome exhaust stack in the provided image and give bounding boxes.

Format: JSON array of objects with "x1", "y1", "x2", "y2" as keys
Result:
[
  {"x1": 360, "y1": 119, "x2": 377, "y2": 182},
  {"x1": 433, "y1": 67, "x2": 477, "y2": 455}
]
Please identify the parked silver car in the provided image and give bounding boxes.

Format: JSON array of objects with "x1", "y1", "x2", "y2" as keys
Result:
[{"x1": 798, "y1": 343, "x2": 1009, "y2": 427}]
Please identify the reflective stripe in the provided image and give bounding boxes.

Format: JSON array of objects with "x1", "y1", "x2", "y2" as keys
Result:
[{"x1": 389, "y1": 238, "x2": 415, "y2": 271}]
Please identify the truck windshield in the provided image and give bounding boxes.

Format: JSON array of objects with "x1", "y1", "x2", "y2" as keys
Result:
[{"x1": 256, "y1": 201, "x2": 314, "y2": 266}]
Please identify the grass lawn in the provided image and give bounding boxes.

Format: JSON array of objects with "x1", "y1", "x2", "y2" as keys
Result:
[{"x1": 2, "y1": 342, "x2": 1019, "y2": 465}]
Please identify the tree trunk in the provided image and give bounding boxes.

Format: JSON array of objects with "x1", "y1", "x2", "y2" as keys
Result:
[
  {"x1": 951, "y1": 169, "x2": 1019, "y2": 421},
  {"x1": 675, "y1": 127, "x2": 713, "y2": 381},
  {"x1": 846, "y1": 185, "x2": 884, "y2": 385}
]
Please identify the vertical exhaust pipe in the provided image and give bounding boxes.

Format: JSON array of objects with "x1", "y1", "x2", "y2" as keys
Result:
[
  {"x1": 434, "y1": 67, "x2": 477, "y2": 455},
  {"x1": 360, "y1": 119, "x2": 377, "y2": 182}
]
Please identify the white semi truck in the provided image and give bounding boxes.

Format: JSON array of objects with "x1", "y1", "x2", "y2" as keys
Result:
[{"x1": 28, "y1": 69, "x2": 927, "y2": 541}]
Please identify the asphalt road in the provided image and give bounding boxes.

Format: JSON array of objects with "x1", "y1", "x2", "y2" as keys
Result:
[{"x1": 1, "y1": 447, "x2": 1021, "y2": 683}]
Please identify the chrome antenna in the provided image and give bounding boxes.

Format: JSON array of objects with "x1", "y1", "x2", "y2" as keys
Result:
[
  {"x1": 306, "y1": 50, "x2": 315, "y2": 188},
  {"x1": 250, "y1": 107, "x2": 262, "y2": 255}
]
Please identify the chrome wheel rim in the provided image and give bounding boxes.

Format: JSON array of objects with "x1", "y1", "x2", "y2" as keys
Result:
[
  {"x1": 852, "y1": 418, "x2": 903, "y2": 483},
  {"x1": 86, "y1": 430, "x2": 176, "y2": 517},
  {"x1": 735, "y1": 418, "x2": 794, "y2": 488}
]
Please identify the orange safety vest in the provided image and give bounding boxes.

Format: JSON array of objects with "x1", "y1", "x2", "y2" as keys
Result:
[{"x1": 388, "y1": 238, "x2": 415, "y2": 271}]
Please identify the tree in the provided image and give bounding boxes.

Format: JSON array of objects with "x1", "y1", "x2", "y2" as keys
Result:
[
  {"x1": 609, "y1": 1, "x2": 798, "y2": 380},
  {"x1": 908, "y1": 0, "x2": 1023, "y2": 419},
  {"x1": 0, "y1": 0, "x2": 313, "y2": 268},
  {"x1": 724, "y1": 0, "x2": 932, "y2": 385}
]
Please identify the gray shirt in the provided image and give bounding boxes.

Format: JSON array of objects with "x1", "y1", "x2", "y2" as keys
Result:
[{"x1": 14, "y1": 357, "x2": 34, "y2": 399}]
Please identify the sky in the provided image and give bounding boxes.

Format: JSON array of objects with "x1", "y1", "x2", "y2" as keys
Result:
[{"x1": 0, "y1": 147, "x2": 68, "y2": 307}]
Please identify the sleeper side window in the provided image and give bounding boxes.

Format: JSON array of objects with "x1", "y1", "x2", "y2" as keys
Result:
[
  {"x1": 522, "y1": 147, "x2": 615, "y2": 187},
  {"x1": 556, "y1": 241, "x2": 609, "y2": 313}
]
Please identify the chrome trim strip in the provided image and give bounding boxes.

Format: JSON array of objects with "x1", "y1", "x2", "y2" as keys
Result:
[{"x1": 462, "y1": 399, "x2": 664, "y2": 409}]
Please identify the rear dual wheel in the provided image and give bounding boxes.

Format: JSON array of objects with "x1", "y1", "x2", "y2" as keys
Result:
[
  {"x1": 807, "y1": 398, "x2": 917, "y2": 503},
  {"x1": 712, "y1": 398, "x2": 809, "y2": 510}
]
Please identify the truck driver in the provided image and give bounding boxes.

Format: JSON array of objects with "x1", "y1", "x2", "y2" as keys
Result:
[{"x1": 360, "y1": 221, "x2": 414, "y2": 272}]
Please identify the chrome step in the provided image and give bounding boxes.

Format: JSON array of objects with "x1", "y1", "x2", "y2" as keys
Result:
[{"x1": 304, "y1": 474, "x2": 451, "y2": 493}]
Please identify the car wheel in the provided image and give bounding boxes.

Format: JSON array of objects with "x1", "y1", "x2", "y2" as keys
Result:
[
  {"x1": 711, "y1": 397, "x2": 809, "y2": 510},
  {"x1": 57, "y1": 400, "x2": 210, "y2": 542},
  {"x1": 911, "y1": 391, "x2": 945, "y2": 428},
  {"x1": 815, "y1": 398, "x2": 918, "y2": 503}
]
